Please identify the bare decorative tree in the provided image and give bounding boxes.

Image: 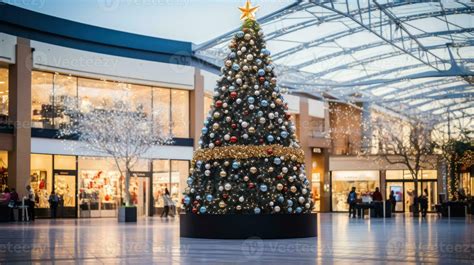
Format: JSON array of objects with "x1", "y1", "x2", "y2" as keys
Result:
[
  {"x1": 59, "y1": 98, "x2": 173, "y2": 206},
  {"x1": 372, "y1": 117, "x2": 436, "y2": 216}
]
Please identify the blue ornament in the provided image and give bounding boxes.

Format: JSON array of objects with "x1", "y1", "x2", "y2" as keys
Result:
[
  {"x1": 278, "y1": 196, "x2": 284, "y2": 203},
  {"x1": 196, "y1": 161, "x2": 203, "y2": 167},
  {"x1": 288, "y1": 207, "x2": 293, "y2": 213},
  {"x1": 232, "y1": 63, "x2": 240, "y2": 71},
  {"x1": 256, "y1": 59, "x2": 262, "y2": 65},
  {"x1": 280, "y1": 131, "x2": 289, "y2": 138},
  {"x1": 229, "y1": 86, "x2": 236, "y2": 91},
  {"x1": 248, "y1": 97, "x2": 255, "y2": 104},
  {"x1": 267, "y1": 135, "x2": 274, "y2": 142},
  {"x1": 274, "y1": 87, "x2": 280, "y2": 92},
  {"x1": 287, "y1": 200, "x2": 293, "y2": 207},
  {"x1": 232, "y1": 161, "x2": 240, "y2": 169},
  {"x1": 260, "y1": 184, "x2": 268, "y2": 192},
  {"x1": 274, "y1": 158, "x2": 282, "y2": 165},
  {"x1": 296, "y1": 207, "x2": 302, "y2": 213},
  {"x1": 184, "y1": 196, "x2": 191, "y2": 205},
  {"x1": 206, "y1": 194, "x2": 213, "y2": 202},
  {"x1": 204, "y1": 120, "x2": 209, "y2": 125},
  {"x1": 236, "y1": 31, "x2": 244, "y2": 38},
  {"x1": 260, "y1": 100, "x2": 269, "y2": 107},
  {"x1": 257, "y1": 111, "x2": 264, "y2": 117},
  {"x1": 264, "y1": 81, "x2": 270, "y2": 88},
  {"x1": 258, "y1": 69, "x2": 265, "y2": 76},
  {"x1": 229, "y1": 52, "x2": 236, "y2": 59},
  {"x1": 199, "y1": 206, "x2": 207, "y2": 214},
  {"x1": 254, "y1": 207, "x2": 261, "y2": 214},
  {"x1": 187, "y1": 178, "x2": 193, "y2": 185},
  {"x1": 262, "y1": 49, "x2": 271, "y2": 56},
  {"x1": 201, "y1": 127, "x2": 208, "y2": 134}
]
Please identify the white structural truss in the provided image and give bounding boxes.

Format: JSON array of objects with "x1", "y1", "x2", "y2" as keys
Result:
[{"x1": 194, "y1": 0, "x2": 474, "y2": 125}]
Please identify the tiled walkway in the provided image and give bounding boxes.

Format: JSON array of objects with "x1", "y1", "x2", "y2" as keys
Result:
[{"x1": 0, "y1": 214, "x2": 472, "y2": 264}]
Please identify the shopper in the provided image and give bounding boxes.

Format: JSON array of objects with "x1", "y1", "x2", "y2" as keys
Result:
[
  {"x1": 10, "y1": 188, "x2": 19, "y2": 204},
  {"x1": 389, "y1": 190, "x2": 397, "y2": 213},
  {"x1": 420, "y1": 188, "x2": 429, "y2": 218},
  {"x1": 26, "y1": 185, "x2": 35, "y2": 221},
  {"x1": 161, "y1": 188, "x2": 171, "y2": 218},
  {"x1": 48, "y1": 191, "x2": 60, "y2": 219},
  {"x1": 347, "y1": 187, "x2": 357, "y2": 218},
  {"x1": 0, "y1": 188, "x2": 11, "y2": 205},
  {"x1": 371, "y1": 187, "x2": 383, "y2": 202}
]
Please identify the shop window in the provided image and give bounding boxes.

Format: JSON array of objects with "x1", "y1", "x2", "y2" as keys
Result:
[
  {"x1": 0, "y1": 151, "x2": 7, "y2": 191},
  {"x1": 130, "y1": 84, "x2": 152, "y2": 117},
  {"x1": 32, "y1": 72, "x2": 54, "y2": 129},
  {"x1": 0, "y1": 68, "x2": 8, "y2": 124},
  {"x1": 203, "y1": 93, "x2": 213, "y2": 120},
  {"x1": 78, "y1": 157, "x2": 121, "y2": 217},
  {"x1": 171, "y1": 160, "x2": 189, "y2": 208},
  {"x1": 54, "y1": 155, "x2": 76, "y2": 170},
  {"x1": 153, "y1": 88, "x2": 171, "y2": 135},
  {"x1": 171, "y1": 89, "x2": 189, "y2": 137},
  {"x1": 53, "y1": 74, "x2": 77, "y2": 129},
  {"x1": 30, "y1": 154, "x2": 53, "y2": 208},
  {"x1": 152, "y1": 160, "x2": 170, "y2": 208},
  {"x1": 331, "y1": 171, "x2": 380, "y2": 211}
]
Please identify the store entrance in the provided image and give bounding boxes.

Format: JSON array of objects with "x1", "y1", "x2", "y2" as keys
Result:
[
  {"x1": 386, "y1": 180, "x2": 438, "y2": 213},
  {"x1": 53, "y1": 170, "x2": 77, "y2": 218}
]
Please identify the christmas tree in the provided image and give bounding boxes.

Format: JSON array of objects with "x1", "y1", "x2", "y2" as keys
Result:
[{"x1": 183, "y1": 0, "x2": 313, "y2": 215}]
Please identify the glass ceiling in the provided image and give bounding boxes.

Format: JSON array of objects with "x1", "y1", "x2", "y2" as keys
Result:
[{"x1": 194, "y1": 0, "x2": 474, "y2": 126}]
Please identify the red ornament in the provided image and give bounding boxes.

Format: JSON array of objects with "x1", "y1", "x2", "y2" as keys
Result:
[
  {"x1": 192, "y1": 208, "x2": 198, "y2": 214},
  {"x1": 215, "y1": 100, "x2": 223, "y2": 108},
  {"x1": 223, "y1": 194, "x2": 229, "y2": 199},
  {"x1": 283, "y1": 187, "x2": 288, "y2": 193},
  {"x1": 248, "y1": 183, "x2": 255, "y2": 189},
  {"x1": 231, "y1": 123, "x2": 237, "y2": 129},
  {"x1": 193, "y1": 200, "x2": 199, "y2": 205},
  {"x1": 230, "y1": 136, "x2": 238, "y2": 143},
  {"x1": 215, "y1": 140, "x2": 222, "y2": 146},
  {"x1": 277, "y1": 175, "x2": 283, "y2": 180},
  {"x1": 259, "y1": 139, "x2": 264, "y2": 144},
  {"x1": 259, "y1": 77, "x2": 265, "y2": 83},
  {"x1": 286, "y1": 113, "x2": 291, "y2": 119},
  {"x1": 243, "y1": 110, "x2": 249, "y2": 116},
  {"x1": 230, "y1": 92, "x2": 238, "y2": 99},
  {"x1": 266, "y1": 148, "x2": 273, "y2": 155}
]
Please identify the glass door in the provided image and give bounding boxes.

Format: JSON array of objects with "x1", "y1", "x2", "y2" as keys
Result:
[
  {"x1": 54, "y1": 173, "x2": 77, "y2": 218},
  {"x1": 386, "y1": 182, "x2": 404, "y2": 212},
  {"x1": 421, "y1": 181, "x2": 438, "y2": 212},
  {"x1": 131, "y1": 173, "x2": 150, "y2": 217}
]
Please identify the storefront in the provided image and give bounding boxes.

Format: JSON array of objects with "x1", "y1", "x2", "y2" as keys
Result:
[
  {"x1": 30, "y1": 154, "x2": 77, "y2": 218},
  {"x1": 29, "y1": 154, "x2": 190, "y2": 218},
  {"x1": 331, "y1": 170, "x2": 380, "y2": 212},
  {"x1": 385, "y1": 170, "x2": 438, "y2": 212}
]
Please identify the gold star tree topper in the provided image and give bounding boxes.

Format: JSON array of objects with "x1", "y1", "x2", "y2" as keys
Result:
[{"x1": 239, "y1": 0, "x2": 260, "y2": 21}]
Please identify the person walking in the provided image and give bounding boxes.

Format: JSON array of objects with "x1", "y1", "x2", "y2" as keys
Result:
[
  {"x1": 347, "y1": 187, "x2": 357, "y2": 218},
  {"x1": 420, "y1": 188, "x2": 429, "y2": 218},
  {"x1": 26, "y1": 185, "x2": 35, "y2": 221},
  {"x1": 161, "y1": 188, "x2": 171, "y2": 218},
  {"x1": 48, "y1": 191, "x2": 60, "y2": 219},
  {"x1": 389, "y1": 190, "x2": 397, "y2": 213}
]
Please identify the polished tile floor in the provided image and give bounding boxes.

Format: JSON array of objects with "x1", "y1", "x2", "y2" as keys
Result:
[{"x1": 0, "y1": 213, "x2": 472, "y2": 264}]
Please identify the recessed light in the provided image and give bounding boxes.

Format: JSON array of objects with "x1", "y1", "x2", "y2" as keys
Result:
[{"x1": 0, "y1": 81, "x2": 5, "y2": 84}]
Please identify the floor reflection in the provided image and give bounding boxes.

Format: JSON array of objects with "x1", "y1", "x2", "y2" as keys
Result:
[{"x1": 0, "y1": 214, "x2": 472, "y2": 264}]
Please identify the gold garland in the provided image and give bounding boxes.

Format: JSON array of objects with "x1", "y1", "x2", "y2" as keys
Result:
[{"x1": 191, "y1": 144, "x2": 305, "y2": 167}]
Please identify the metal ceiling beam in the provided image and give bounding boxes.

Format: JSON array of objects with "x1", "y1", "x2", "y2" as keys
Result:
[
  {"x1": 312, "y1": 0, "x2": 452, "y2": 71},
  {"x1": 381, "y1": 83, "x2": 472, "y2": 103}
]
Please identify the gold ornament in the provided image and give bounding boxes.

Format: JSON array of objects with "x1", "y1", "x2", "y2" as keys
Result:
[
  {"x1": 238, "y1": 0, "x2": 259, "y2": 21},
  {"x1": 191, "y1": 144, "x2": 305, "y2": 167},
  {"x1": 250, "y1": 167, "x2": 258, "y2": 174},
  {"x1": 219, "y1": 201, "x2": 226, "y2": 208},
  {"x1": 220, "y1": 171, "x2": 227, "y2": 178}
]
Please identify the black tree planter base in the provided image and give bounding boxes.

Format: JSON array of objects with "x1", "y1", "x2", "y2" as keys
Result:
[{"x1": 180, "y1": 213, "x2": 317, "y2": 239}]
